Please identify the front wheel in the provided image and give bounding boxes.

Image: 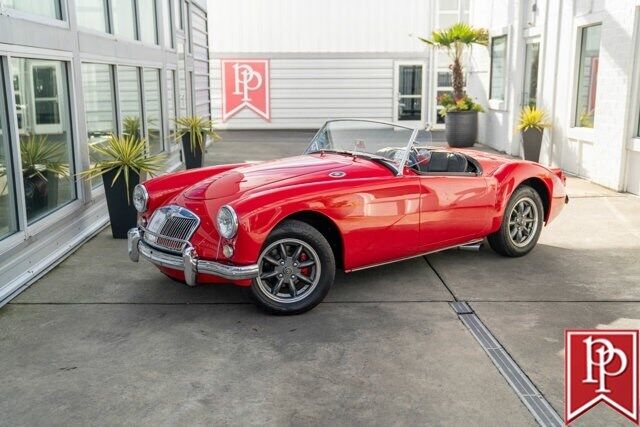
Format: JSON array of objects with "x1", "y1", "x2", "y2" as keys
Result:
[
  {"x1": 250, "y1": 220, "x2": 335, "y2": 315},
  {"x1": 487, "y1": 185, "x2": 544, "y2": 257}
]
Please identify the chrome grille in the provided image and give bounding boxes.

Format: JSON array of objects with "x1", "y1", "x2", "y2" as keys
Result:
[{"x1": 143, "y1": 205, "x2": 200, "y2": 253}]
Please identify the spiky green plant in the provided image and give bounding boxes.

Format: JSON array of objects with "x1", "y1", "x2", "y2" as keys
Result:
[
  {"x1": 80, "y1": 134, "x2": 165, "y2": 203},
  {"x1": 174, "y1": 116, "x2": 221, "y2": 153},
  {"x1": 419, "y1": 22, "x2": 489, "y2": 101},
  {"x1": 20, "y1": 135, "x2": 69, "y2": 180},
  {"x1": 517, "y1": 106, "x2": 551, "y2": 132}
]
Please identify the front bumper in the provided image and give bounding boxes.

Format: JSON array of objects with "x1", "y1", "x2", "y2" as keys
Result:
[{"x1": 127, "y1": 228, "x2": 259, "y2": 286}]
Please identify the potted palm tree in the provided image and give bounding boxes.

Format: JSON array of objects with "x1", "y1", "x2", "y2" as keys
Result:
[
  {"x1": 19, "y1": 135, "x2": 69, "y2": 215},
  {"x1": 81, "y1": 134, "x2": 164, "y2": 238},
  {"x1": 420, "y1": 22, "x2": 488, "y2": 147},
  {"x1": 174, "y1": 116, "x2": 220, "y2": 169},
  {"x1": 517, "y1": 106, "x2": 551, "y2": 162}
]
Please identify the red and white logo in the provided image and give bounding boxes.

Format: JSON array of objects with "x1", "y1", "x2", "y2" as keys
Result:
[
  {"x1": 221, "y1": 59, "x2": 270, "y2": 122},
  {"x1": 565, "y1": 330, "x2": 639, "y2": 424}
]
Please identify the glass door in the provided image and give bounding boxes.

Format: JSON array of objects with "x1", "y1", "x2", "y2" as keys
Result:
[{"x1": 394, "y1": 62, "x2": 425, "y2": 127}]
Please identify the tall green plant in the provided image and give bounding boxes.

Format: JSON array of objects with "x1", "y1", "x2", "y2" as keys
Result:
[
  {"x1": 419, "y1": 22, "x2": 488, "y2": 101},
  {"x1": 174, "y1": 116, "x2": 220, "y2": 153},
  {"x1": 80, "y1": 134, "x2": 165, "y2": 203}
]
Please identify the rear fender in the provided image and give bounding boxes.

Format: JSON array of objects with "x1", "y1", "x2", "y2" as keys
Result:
[{"x1": 488, "y1": 162, "x2": 566, "y2": 232}]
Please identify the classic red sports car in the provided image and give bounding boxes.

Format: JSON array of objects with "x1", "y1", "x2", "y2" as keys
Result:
[{"x1": 128, "y1": 119, "x2": 567, "y2": 314}]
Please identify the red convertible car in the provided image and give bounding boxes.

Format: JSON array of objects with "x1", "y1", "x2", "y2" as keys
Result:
[{"x1": 128, "y1": 119, "x2": 567, "y2": 314}]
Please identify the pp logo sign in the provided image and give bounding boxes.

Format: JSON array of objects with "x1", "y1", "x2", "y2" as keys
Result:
[
  {"x1": 221, "y1": 59, "x2": 270, "y2": 122},
  {"x1": 566, "y1": 330, "x2": 639, "y2": 424}
]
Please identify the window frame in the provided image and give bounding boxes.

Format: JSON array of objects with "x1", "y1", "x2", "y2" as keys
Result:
[
  {"x1": 572, "y1": 23, "x2": 602, "y2": 130},
  {"x1": 0, "y1": 50, "x2": 84, "y2": 254},
  {"x1": 1, "y1": 0, "x2": 69, "y2": 27},
  {"x1": 75, "y1": 0, "x2": 112, "y2": 35},
  {"x1": 489, "y1": 33, "x2": 508, "y2": 106}
]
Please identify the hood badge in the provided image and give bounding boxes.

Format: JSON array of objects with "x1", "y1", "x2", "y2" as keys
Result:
[{"x1": 329, "y1": 171, "x2": 346, "y2": 178}]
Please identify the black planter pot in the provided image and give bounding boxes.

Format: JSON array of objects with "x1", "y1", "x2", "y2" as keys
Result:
[
  {"x1": 181, "y1": 133, "x2": 204, "y2": 169},
  {"x1": 445, "y1": 110, "x2": 478, "y2": 148},
  {"x1": 102, "y1": 168, "x2": 140, "y2": 239},
  {"x1": 23, "y1": 170, "x2": 60, "y2": 217},
  {"x1": 520, "y1": 128, "x2": 543, "y2": 162}
]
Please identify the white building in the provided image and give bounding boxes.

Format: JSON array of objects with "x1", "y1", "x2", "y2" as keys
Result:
[
  {"x1": 208, "y1": 0, "x2": 470, "y2": 129},
  {"x1": 467, "y1": 0, "x2": 640, "y2": 195},
  {"x1": 0, "y1": 0, "x2": 211, "y2": 304}
]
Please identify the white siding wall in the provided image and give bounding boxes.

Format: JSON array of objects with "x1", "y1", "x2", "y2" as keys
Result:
[
  {"x1": 208, "y1": 0, "x2": 433, "y2": 53},
  {"x1": 468, "y1": 0, "x2": 640, "y2": 195},
  {"x1": 211, "y1": 58, "x2": 399, "y2": 129}
]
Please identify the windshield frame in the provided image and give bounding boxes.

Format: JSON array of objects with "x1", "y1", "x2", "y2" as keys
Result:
[{"x1": 305, "y1": 119, "x2": 420, "y2": 176}]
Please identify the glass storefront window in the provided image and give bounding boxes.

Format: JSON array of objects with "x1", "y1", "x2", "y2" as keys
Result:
[
  {"x1": 4, "y1": 0, "x2": 61, "y2": 20},
  {"x1": 143, "y1": 69, "x2": 163, "y2": 154},
  {"x1": 118, "y1": 66, "x2": 142, "y2": 141},
  {"x1": 575, "y1": 24, "x2": 601, "y2": 128},
  {"x1": 112, "y1": 0, "x2": 137, "y2": 40},
  {"x1": 139, "y1": 0, "x2": 158, "y2": 45},
  {"x1": 162, "y1": 0, "x2": 174, "y2": 48},
  {"x1": 75, "y1": 0, "x2": 109, "y2": 33},
  {"x1": 81, "y1": 63, "x2": 117, "y2": 188},
  {"x1": 489, "y1": 35, "x2": 507, "y2": 101},
  {"x1": 10, "y1": 58, "x2": 75, "y2": 224},
  {"x1": 177, "y1": 40, "x2": 188, "y2": 117},
  {"x1": 166, "y1": 70, "x2": 177, "y2": 140},
  {"x1": 522, "y1": 42, "x2": 540, "y2": 107},
  {"x1": 0, "y1": 67, "x2": 18, "y2": 240}
]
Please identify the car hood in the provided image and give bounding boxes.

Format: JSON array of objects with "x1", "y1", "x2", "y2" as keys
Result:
[{"x1": 183, "y1": 155, "x2": 352, "y2": 200}]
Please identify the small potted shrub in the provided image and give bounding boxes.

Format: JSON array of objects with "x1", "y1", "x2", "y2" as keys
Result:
[
  {"x1": 517, "y1": 106, "x2": 551, "y2": 162},
  {"x1": 174, "y1": 116, "x2": 220, "y2": 169},
  {"x1": 19, "y1": 135, "x2": 69, "y2": 215},
  {"x1": 437, "y1": 93, "x2": 484, "y2": 147},
  {"x1": 81, "y1": 134, "x2": 164, "y2": 239},
  {"x1": 420, "y1": 23, "x2": 489, "y2": 147}
]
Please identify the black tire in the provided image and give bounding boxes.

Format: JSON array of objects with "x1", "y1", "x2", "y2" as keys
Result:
[
  {"x1": 250, "y1": 219, "x2": 335, "y2": 315},
  {"x1": 487, "y1": 185, "x2": 544, "y2": 257}
]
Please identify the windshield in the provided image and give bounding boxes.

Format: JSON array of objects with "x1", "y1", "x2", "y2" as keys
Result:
[{"x1": 305, "y1": 119, "x2": 431, "y2": 173}]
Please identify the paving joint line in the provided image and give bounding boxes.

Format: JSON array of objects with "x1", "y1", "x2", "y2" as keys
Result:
[{"x1": 423, "y1": 256, "x2": 458, "y2": 301}]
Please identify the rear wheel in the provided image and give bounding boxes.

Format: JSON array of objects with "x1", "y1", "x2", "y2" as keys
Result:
[
  {"x1": 250, "y1": 220, "x2": 335, "y2": 315},
  {"x1": 487, "y1": 185, "x2": 544, "y2": 257}
]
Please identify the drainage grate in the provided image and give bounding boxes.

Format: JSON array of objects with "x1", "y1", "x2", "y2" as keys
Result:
[{"x1": 450, "y1": 302, "x2": 563, "y2": 427}]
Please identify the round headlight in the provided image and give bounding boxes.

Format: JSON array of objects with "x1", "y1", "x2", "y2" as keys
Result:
[
  {"x1": 216, "y1": 205, "x2": 238, "y2": 239},
  {"x1": 132, "y1": 184, "x2": 148, "y2": 213}
]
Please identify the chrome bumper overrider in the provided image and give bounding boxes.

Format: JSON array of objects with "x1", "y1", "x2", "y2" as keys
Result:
[{"x1": 127, "y1": 228, "x2": 259, "y2": 286}]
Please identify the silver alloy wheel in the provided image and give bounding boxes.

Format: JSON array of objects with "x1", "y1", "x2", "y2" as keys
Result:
[
  {"x1": 508, "y1": 196, "x2": 539, "y2": 247},
  {"x1": 256, "y1": 238, "x2": 322, "y2": 303}
]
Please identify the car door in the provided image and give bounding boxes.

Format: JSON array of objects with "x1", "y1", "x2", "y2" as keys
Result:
[{"x1": 418, "y1": 174, "x2": 493, "y2": 251}]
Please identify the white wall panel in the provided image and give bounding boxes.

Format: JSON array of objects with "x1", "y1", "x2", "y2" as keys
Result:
[
  {"x1": 208, "y1": 0, "x2": 433, "y2": 53},
  {"x1": 211, "y1": 57, "x2": 400, "y2": 129}
]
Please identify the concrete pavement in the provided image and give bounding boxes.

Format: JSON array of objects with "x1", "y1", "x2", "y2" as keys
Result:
[{"x1": 1, "y1": 131, "x2": 639, "y2": 426}]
